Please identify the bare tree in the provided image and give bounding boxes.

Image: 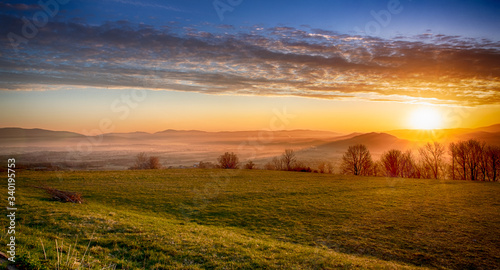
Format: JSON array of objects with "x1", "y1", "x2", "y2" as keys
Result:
[
  {"x1": 272, "y1": 157, "x2": 282, "y2": 170},
  {"x1": 147, "y1": 156, "x2": 161, "y2": 169},
  {"x1": 130, "y1": 152, "x2": 161, "y2": 169},
  {"x1": 381, "y1": 149, "x2": 403, "y2": 177},
  {"x1": 449, "y1": 141, "x2": 468, "y2": 180},
  {"x1": 449, "y1": 139, "x2": 486, "y2": 181},
  {"x1": 281, "y1": 149, "x2": 297, "y2": 171},
  {"x1": 485, "y1": 145, "x2": 500, "y2": 181},
  {"x1": 218, "y1": 152, "x2": 239, "y2": 169},
  {"x1": 340, "y1": 144, "x2": 373, "y2": 176},
  {"x1": 419, "y1": 142, "x2": 445, "y2": 179},
  {"x1": 449, "y1": 142, "x2": 457, "y2": 180},
  {"x1": 400, "y1": 150, "x2": 420, "y2": 178},
  {"x1": 467, "y1": 139, "x2": 485, "y2": 181}
]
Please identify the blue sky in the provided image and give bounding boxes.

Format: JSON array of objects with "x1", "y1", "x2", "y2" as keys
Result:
[{"x1": 0, "y1": 0, "x2": 499, "y2": 132}]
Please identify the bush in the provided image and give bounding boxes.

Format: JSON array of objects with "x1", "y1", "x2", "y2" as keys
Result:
[
  {"x1": 244, "y1": 161, "x2": 256, "y2": 169},
  {"x1": 130, "y1": 152, "x2": 162, "y2": 170},
  {"x1": 218, "y1": 152, "x2": 239, "y2": 169},
  {"x1": 198, "y1": 161, "x2": 217, "y2": 169}
]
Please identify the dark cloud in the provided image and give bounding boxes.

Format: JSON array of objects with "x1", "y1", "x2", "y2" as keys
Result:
[
  {"x1": 0, "y1": 2, "x2": 40, "y2": 11},
  {"x1": 0, "y1": 14, "x2": 499, "y2": 106}
]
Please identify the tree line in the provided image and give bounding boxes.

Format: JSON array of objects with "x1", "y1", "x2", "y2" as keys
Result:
[
  {"x1": 340, "y1": 139, "x2": 499, "y2": 181},
  {"x1": 130, "y1": 139, "x2": 499, "y2": 181}
]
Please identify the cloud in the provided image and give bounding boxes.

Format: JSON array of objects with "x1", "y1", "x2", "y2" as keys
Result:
[
  {"x1": 107, "y1": 0, "x2": 183, "y2": 12},
  {"x1": 0, "y1": 14, "x2": 499, "y2": 106},
  {"x1": 0, "y1": 2, "x2": 40, "y2": 11}
]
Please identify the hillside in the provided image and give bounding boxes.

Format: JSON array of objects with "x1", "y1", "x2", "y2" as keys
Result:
[
  {"x1": 6, "y1": 169, "x2": 499, "y2": 269},
  {"x1": 295, "y1": 132, "x2": 412, "y2": 162},
  {"x1": 0, "y1": 127, "x2": 84, "y2": 139},
  {"x1": 385, "y1": 124, "x2": 500, "y2": 145}
]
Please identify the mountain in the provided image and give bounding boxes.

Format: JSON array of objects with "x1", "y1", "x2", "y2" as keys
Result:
[
  {"x1": 0, "y1": 127, "x2": 84, "y2": 139},
  {"x1": 385, "y1": 124, "x2": 500, "y2": 144},
  {"x1": 455, "y1": 131, "x2": 500, "y2": 145},
  {"x1": 295, "y1": 132, "x2": 411, "y2": 162},
  {"x1": 474, "y1": 124, "x2": 500, "y2": 133},
  {"x1": 317, "y1": 132, "x2": 410, "y2": 152}
]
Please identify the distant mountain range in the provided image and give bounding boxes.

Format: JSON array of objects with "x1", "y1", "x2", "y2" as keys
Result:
[
  {"x1": 1, "y1": 125, "x2": 498, "y2": 169},
  {"x1": 0, "y1": 125, "x2": 498, "y2": 156},
  {"x1": 0, "y1": 125, "x2": 498, "y2": 145},
  {"x1": 385, "y1": 124, "x2": 500, "y2": 145}
]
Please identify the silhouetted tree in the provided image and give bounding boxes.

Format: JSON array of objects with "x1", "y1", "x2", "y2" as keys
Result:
[
  {"x1": 449, "y1": 139, "x2": 485, "y2": 180},
  {"x1": 218, "y1": 152, "x2": 239, "y2": 169},
  {"x1": 485, "y1": 145, "x2": 500, "y2": 181},
  {"x1": 400, "y1": 150, "x2": 420, "y2": 178},
  {"x1": 281, "y1": 149, "x2": 297, "y2": 171},
  {"x1": 381, "y1": 149, "x2": 403, "y2": 177},
  {"x1": 467, "y1": 139, "x2": 485, "y2": 181},
  {"x1": 340, "y1": 144, "x2": 373, "y2": 176},
  {"x1": 419, "y1": 142, "x2": 445, "y2": 179}
]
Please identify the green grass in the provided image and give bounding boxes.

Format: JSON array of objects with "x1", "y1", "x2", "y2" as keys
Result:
[{"x1": 1, "y1": 169, "x2": 499, "y2": 269}]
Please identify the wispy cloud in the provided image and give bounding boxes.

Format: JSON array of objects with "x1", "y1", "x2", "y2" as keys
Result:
[
  {"x1": 0, "y1": 2, "x2": 41, "y2": 11},
  {"x1": 0, "y1": 15, "x2": 499, "y2": 106},
  {"x1": 108, "y1": 0, "x2": 183, "y2": 12}
]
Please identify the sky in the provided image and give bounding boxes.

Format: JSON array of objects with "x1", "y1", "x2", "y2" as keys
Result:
[{"x1": 0, "y1": 0, "x2": 499, "y2": 133}]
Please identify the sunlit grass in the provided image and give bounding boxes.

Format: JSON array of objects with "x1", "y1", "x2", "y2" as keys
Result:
[{"x1": 2, "y1": 169, "x2": 499, "y2": 269}]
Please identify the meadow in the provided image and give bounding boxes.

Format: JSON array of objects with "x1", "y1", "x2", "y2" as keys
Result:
[{"x1": 1, "y1": 169, "x2": 499, "y2": 269}]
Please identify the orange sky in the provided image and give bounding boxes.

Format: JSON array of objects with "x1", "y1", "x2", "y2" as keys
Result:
[{"x1": 0, "y1": 88, "x2": 498, "y2": 134}]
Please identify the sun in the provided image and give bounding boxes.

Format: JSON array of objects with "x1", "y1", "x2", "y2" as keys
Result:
[{"x1": 409, "y1": 107, "x2": 442, "y2": 130}]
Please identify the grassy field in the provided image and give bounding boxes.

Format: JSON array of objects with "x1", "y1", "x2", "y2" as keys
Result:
[{"x1": 1, "y1": 169, "x2": 499, "y2": 269}]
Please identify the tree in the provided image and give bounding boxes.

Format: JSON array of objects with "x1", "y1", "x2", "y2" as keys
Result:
[
  {"x1": 281, "y1": 149, "x2": 297, "y2": 171},
  {"x1": 218, "y1": 152, "x2": 239, "y2": 169},
  {"x1": 381, "y1": 149, "x2": 403, "y2": 177},
  {"x1": 485, "y1": 145, "x2": 500, "y2": 181},
  {"x1": 419, "y1": 142, "x2": 445, "y2": 179},
  {"x1": 130, "y1": 152, "x2": 161, "y2": 169},
  {"x1": 244, "y1": 160, "x2": 256, "y2": 169},
  {"x1": 466, "y1": 139, "x2": 485, "y2": 181},
  {"x1": 272, "y1": 157, "x2": 282, "y2": 170},
  {"x1": 147, "y1": 156, "x2": 161, "y2": 169},
  {"x1": 449, "y1": 139, "x2": 485, "y2": 181},
  {"x1": 340, "y1": 144, "x2": 373, "y2": 176},
  {"x1": 449, "y1": 141, "x2": 468, "y2": 180},
  {"x1": 400, "y1": 150, "x2": 420, "y2": 178}
]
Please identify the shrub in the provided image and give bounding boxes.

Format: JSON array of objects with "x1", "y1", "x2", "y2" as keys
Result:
[
  {"x1": 244, "y1": 161, "x2": 256, "y2": 169},
  {"x1": 130, "y1": 152, "x2": 162, "y2": 170},
  {"x1": 218, "y1": 152, "x2": 239, "y2": 169}
]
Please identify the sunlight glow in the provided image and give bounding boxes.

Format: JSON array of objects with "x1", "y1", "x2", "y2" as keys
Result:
[{"x1": 409, "y1": 107, "x2": 442, "y2": 130}]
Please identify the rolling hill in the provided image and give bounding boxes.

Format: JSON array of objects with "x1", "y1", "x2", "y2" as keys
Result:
[{"x1": 0, "y1": 124, "x2": 498, "y2": 169}]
